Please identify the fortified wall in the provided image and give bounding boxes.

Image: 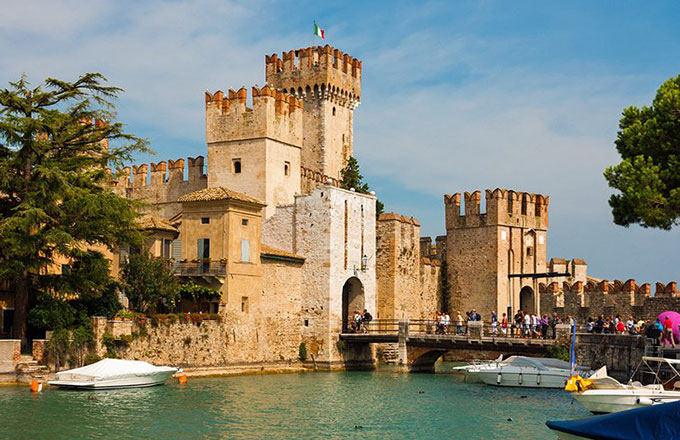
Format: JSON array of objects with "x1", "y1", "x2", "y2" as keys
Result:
[
  {"x1": 376, "y1": 213, "x2": 441, "y2": 321},
  {"x1": 540, "y1": 279, "x2": 679, "y2": 320},
  {"x1": 112, "y1": 156, "x2": 207, "y2": 219}
]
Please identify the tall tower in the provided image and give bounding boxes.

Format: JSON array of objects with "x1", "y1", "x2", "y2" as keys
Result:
[
  {"x1": 265, "y1": 45, "x2": 362, "y2": 180},
  {"x1": 444, "y1": 189, "x2": 550, "y2": 317}
]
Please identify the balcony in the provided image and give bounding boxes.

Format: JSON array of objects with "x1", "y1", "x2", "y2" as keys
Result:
[{"x1": 171, "y1": 261, "x2": 227, "y2": 282}]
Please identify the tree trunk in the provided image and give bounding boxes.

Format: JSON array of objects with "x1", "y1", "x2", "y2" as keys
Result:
[{"x1": 13, "y1": 272, "x2": 29, "y2": 351}]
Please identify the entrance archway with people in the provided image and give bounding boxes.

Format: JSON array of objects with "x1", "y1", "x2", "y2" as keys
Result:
[
  {"x1": 342, "y1": 277, "x2": 365, "y2": 332},
  {"x1": 519, "y1": 286, "x2": 535, "y2": 315}
]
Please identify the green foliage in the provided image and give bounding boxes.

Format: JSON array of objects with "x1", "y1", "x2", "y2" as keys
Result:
[
  {"x1": 178, "y1": 282, "x2": 221, "y2": 303},
  {"x1": 298, "y1": 342, "x2": 308, "y2": 360},
  {"x1": 0, "y1": 73, "x2": 149, "y2": 343},
  {"x1": 83, "y1": 353, "x2": 101, "y2": 365},
  {"x1": 335, "y1": 339, "x2": 345, "y2": 354},
  {"x1": 101, "y1": 332, "x2": 117, "y2": 358},
  {"x1": 71, "y1": 282, "x2": 122, "y2": 319},
  {"x1": 45, "y1": 323, "x2": 94, "y2": 370},
  {"x1": 28, "y1": 294, "x2": 79, "y2": 330},
  {"x1": 546, "y1": 342, "x2": 570, "y2": 362},
  {"x1": 121, "y1": 253, "x2": 179, "y2": 314},
  {"x1": 604, "y1": 74, "x2": 680, "y2": 229},
  {"x1": 339, "y1": 156, "x2": 385, "y2": 217}
]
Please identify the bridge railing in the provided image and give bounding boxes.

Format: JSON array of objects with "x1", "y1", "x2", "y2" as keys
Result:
[{"x1": 342, "y1": 319, "x2": 400, "y2": 334}]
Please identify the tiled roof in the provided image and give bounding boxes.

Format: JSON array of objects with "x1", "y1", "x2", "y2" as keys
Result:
[
  {"x1": 378, "y1": 212, "x2": 420, "y2": 226},
  {"x1": 137, "y1": 215, "x2": 178, "y2": 233},
  {"x1": 177, "y1": 187, "x2": 265, "y2": 206},
  {"x1": 260, "y1": 244, "x2": 305, "y2": 262}
]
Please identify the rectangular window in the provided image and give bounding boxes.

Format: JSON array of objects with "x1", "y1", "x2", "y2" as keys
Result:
[
  {"x1": 233, "y1": 158, "x2": 242, "y2": 174},
  {"x1": 201, "y1": 217, "x2": 210, "y2": 224},
  {"x1": 240, "y1": 239, "x2": 250, "y2": 262},
  {"x1": 527, "y1": 246, "x2": 534, "y2": 257},
  {"x1": 163, "y1": 239, "x2": 172, "y2": 259},
  {"x1": 241, "y1": 218, "x2": 248, "y2": 226},
  {"x1": 172, "y1": 239, "x2": 182, "y2": 260},
  {"x1": 241, "y1": 297, "x2": 249, "y2": 313},
  {"x1": 197, "y1": 238, "x2": 210, "y2": 259}
]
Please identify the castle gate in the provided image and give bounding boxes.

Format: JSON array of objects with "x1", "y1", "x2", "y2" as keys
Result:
[
  {"x1": 342, "y1": 277, "x2": 365, "y2": 332},
  {"x1": 519, "y1": 286, "x2": 535, "y2": 314}
]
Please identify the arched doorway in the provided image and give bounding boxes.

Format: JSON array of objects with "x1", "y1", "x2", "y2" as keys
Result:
[
  {"x1": 342, "y1": 277, "x2": 365, "y2": 332},
  {"x1": 519, "y1": 286, "x2": 535, "y2": 315}
]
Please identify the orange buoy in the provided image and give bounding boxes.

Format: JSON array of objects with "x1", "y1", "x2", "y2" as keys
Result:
[
  {"x1": 178, "y1": 374, "x2": 187, "y2": 384},
  {"x1": 29, "y1": 379, "x2": 42, "y2": 393}
]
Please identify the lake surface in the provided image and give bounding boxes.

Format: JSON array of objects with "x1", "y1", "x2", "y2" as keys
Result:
[{"x1": 1, "y1": 363, "x2": 590, "y2": 439}]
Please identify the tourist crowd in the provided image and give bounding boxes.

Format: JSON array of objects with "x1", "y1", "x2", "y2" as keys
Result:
[{"x1": 585, "y1": 314, "x2": 676, "y2": 348}]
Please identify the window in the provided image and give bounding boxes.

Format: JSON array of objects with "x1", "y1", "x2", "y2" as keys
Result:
[
  {"x1": 240, "y1": 239, "x2": 250, "y2": 262},
  {"x1": 527, "y1": 246, "x2": 534, "y2": 257},
  {"x1": 172, "y1": 239, "x2": 182, "y2": 260},
  {"x1": 332, "y1": 106, "x2": 336, "y2": 116},
  {"x1": 284, "y1": 161, "x2": 290, "y2": 176},
  {"x1": 197, "y1": 238, "x2": 210, "y2": 259},
  {"x1": 241, "y1": 296, "x2": 249, "y2": 313},
  {"x1": 233, "y1": 159, "x2": 242, "y2": 174},
  {"x1": 304, "y1": 319, "x2": 309, "y2": 327},
  {"x1": 162, "y1": 239, "x2": 172, "y2": 259},
  {"x1": 201, "y1": 217, "x2": 210, "y2": 224},
  {"x1": 241, "y1": 219, "x2": 248, "y2": 226}
]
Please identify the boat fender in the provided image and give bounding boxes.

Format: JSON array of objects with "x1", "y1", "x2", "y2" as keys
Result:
[
  {"x1": 537, "y1": 373, "x2": 541, "y2": 385},
  {"x1": 518, "y1": 372, "x2": 523, "y2": 385},
  {"x1": 178, "y1": 374, "x2": 188, "y2": 384},
  {"x1": 29, "y1": 379, "x2": 42, "y2": 393},
  {"x1": 636, "y1": 397, "x2": 654, "y2": 406},
  {"x1": 497, "y1": 372, "x2": 502, "y2": 385}
]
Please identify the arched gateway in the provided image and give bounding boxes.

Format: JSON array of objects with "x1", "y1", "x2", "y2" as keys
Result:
[
  {"x1": 342, "y1": 277, "x2": 365, "y2": 332},
  {"x1": 519, "y1": 286, "x2": 535, "y2": 315}
]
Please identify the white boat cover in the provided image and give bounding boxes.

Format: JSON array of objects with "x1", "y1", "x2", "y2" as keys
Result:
[{"x1": 55, "y1": 358, "x2": 175, "y2": 380}]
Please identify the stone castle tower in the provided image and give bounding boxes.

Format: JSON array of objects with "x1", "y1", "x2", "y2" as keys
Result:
[
  {"x1": 205, "y1": 45, "x2": 361, "y2": 217},
  {"x1": 444, "y1": 189, "x2": 549, "y2": 317}
]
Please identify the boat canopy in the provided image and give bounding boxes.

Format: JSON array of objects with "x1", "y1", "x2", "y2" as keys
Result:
[
  {"x1": 547, "y1": 400, "x2": 680, "y2": 439},
  {"x1": 55, "y1": 359, "x2": 175, "y2": 380},
  {"x1": 642, "y1": 356, "x2": 680, "y2": 365}
]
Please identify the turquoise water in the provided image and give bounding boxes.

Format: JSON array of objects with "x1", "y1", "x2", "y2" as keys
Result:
[{"x1": 0, "y1": 364, "x2": 589, "y2": 439}]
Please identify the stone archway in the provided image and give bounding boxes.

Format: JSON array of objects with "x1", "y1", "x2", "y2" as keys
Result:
[
  {"x1": 342, "y1": 277, "x2": 365, "y2": 332},
  {"x1": 519, "y1": 286, "x2": 535, "y2": 315}
]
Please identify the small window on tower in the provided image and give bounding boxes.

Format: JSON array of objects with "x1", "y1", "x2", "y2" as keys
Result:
[
  {"x1": 284, "y1": 161, "x2": 290, "y2": 176},
  {"x1": 233, "y1": 159, "x2": 242, "y2": 174},
  {"x1": 241, "y1": 219, "x2": 248, "y2": 226},
  {"x1": 332, "y1": 107, "x2": 336, "y2": 116},
  {"x1": 527, "y1": 246, "x2": 534, "y2": 257},
  {"x1": 201, "y1": 217, "x2": 209, "y2": 224}
]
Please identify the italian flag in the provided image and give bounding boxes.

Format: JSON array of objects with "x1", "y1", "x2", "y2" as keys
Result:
[{"x1": 314, "y1": 22, "x2": 325, "y2": 39}]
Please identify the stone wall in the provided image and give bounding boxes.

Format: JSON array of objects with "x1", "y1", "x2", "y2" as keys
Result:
[
  {"x1": 575, "y1": 333, "x2": 647, "y2": 381},
  {"x1": 540, "y1": 279, "x2": 679, "y2": 321},
  {"x1": 0, "y1": 339, "x2": 20, "y2": 373},
  {"x1": 113, "y1": 156, "x2": 207, "y2": 219}
]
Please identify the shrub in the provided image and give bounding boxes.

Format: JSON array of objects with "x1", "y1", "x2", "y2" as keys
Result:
[
  {"x1": 546, "y1": 342, "x2": 571, "y2": 362},
  {"x1": 298, "y1": 342, "x2": 307, "y2": 360},
  {"x1": 84, "y1": 353, "x2": 101, "y2": 365}
]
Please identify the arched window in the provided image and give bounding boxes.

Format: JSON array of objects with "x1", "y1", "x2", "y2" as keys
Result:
[{"x1": 233, "y1": 159, "x2": 242, "y2": 174}]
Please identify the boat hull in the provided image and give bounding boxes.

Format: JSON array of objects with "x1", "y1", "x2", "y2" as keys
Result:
[
  {"x1": 574, "y1": 389, "x2": 680, "y2": 414},
  {"x1": 476, "y1": 370, "x2": 569, "y2": 388},
  {"x1": 49, "y1": 369, "x2": 177, "y2": 390}
]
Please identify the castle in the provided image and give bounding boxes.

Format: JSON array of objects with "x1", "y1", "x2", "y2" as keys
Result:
[{"x1": 1, "y1": 44, "x2": 676, "y2": 372}]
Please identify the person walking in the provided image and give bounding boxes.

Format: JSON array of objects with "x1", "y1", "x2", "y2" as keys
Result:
[
  {"x1": 362, "y1": 309, "x2": 372, "y2": 334},
  {"x1": 456, "y1": 311, "x2": 464, "y2": 334},
  {"x1": 663, "y1": 316, "x2": 676, "y2": 348},
  {"x1": 442, "y1": 312, "x2": 450, "y2": 334},
  {"x1": 551, "y1": 313, "x2": 559, "y2": 339},
  {"x1": 501, "y1": 313, "x2": 508, "y2": 335},
  {"x1": 491, "y1": 311, "x2": 498, "y2": 334}
]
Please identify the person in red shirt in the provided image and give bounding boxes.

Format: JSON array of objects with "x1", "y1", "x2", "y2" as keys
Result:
[
  {"x1": 663, "y1": 316, "x2": 676, "y2": 348},
  {"x1": 615, "y1": 320, "x2": 625, "y2": 334}
]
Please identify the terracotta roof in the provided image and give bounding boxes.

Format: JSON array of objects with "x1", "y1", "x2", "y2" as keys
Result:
[
  {"x1": 137, "y1": 215, "x2": 178, "y2": 233},
  {"x1": 378, "y1": 212, "x2": 420, "y2": 226},
  {"x1": 260, "y1": 244, "x2": 305, "y2": 262},
  {"x1": 177, "y1": 187, "x2": 265, "y2": 206}
]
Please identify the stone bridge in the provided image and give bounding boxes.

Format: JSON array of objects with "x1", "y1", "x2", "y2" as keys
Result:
[{"x1": 339, "y1": 320, "x2": 571, "y2": 372}]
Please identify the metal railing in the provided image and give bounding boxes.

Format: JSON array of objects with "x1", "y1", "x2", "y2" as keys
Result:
[{"x1": 171, "y1": 261, "x2": 227, "y2": 277}]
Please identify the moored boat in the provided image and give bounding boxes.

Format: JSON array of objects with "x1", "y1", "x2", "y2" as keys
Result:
[
  {"x1": 572, "y1": 357, "x2": 680, "y2": 414},
  {"x1": 547, "y1": 399, "x2": 680, "y2": 440},
  {"x1": 48, "y1": 358, "x2": 179, "y2": 390}
]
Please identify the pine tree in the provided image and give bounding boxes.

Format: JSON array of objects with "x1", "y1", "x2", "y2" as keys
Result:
[
  {"x1": 339, "y1": 156, "x2": 385, "y2": 216},
  {"x1": 0, "y1": 73, "x2": 148, "y2": 347}
]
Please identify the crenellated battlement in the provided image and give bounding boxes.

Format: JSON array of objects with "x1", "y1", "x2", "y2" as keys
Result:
[
  {"x1": 205, "y1": 86, "x2": 303, "y2": 147},
  {"x1": 444, "y1": 188, "x2": 549, "y2": 230},
  {"x1": 112, "y1": 156, "x2": 208, "y2": 219},
  {"x1": 265, "y1": 45, "x2": 361, "y2": 108},
  {"x1": 300, "y1": 166, "x2": 340, "y2": 193},
  {"x1": 540, "y1": 278, "x2": 679, "y2": 321}
]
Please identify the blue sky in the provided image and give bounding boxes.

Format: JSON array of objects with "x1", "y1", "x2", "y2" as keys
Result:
[{"x1": 1, "y1": 1, "x2": 678, "y2": 283}]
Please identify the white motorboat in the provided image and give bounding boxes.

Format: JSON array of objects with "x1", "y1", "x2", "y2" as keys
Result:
[
  {"x1": 460, "y1": 356, "x2": 590, "y2": 388},
  {"x1": 572, "y1": 357, "x2": 680, "y2": 414},
  {"x1": 48, "y1": 358, "x2": 179, "y2": 390}
]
